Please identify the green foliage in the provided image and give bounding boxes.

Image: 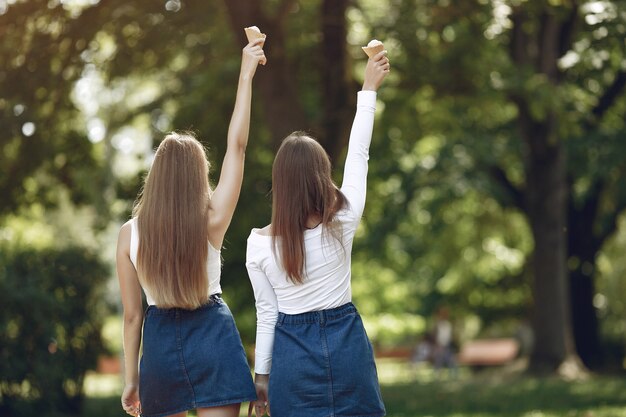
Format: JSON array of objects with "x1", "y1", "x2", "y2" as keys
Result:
[
  {"x1": 353, "y1": 0, "x2": 626, "y2": 358},
  {"x1": 596, "y1": 213, "x2": 626, "y2": 363},
  {"x1": 0, "y1": 244, "x2": 110, "y2": 416},
  {"x1": 1, "y1": 0, "x2": 625, "y2": 365},
  {"x1": 0, "y1": 1, "x2": 112, "y2": 222}
]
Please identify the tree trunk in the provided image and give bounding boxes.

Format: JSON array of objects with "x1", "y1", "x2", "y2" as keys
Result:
[
  {"x1": 510, "y1": 6, "x2": 585, "y2": 374},
  {"x1": 569, "y1": 266, "x2": 601, "y2": 368},
  {"x1": 524, "y1": 132, "x2": 575, "y2": 370},
  {"x1": 567, "y1": 189, "x2": 602, "y2": 368},
  {"x1": 222, "y1": 0, "x2": 355, "y2": 161},
  {"x1": 319, "y1": 0, "x2": 355, "y2": 159},
  {"x1": 222, "y1": 0, "x2": 308, "y2": 148}
]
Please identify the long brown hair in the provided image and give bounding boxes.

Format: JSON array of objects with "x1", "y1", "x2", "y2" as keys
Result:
[
  {"x1": 271, "y1": 132, "x2": 347, "y2": 284},
  {"x1": 132, "y1": 132, "x2": 211, "y2": 309}
]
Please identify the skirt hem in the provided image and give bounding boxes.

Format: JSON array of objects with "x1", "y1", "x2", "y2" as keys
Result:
[{"x1": 141, "y1": 396, "x2": 257, "y2": 417}]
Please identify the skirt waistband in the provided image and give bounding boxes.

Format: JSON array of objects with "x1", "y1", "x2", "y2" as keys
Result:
[
  {"x1": 145, "y1": 294, "x2": 223, "y2": 316},
  {"x1": 277, "y1": 302, "x2": 357, "y2": 325}
]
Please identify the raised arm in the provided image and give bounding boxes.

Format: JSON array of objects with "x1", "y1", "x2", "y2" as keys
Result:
[
  {"x1": 117, "y1": 221, "x2": 144, "y2": 417},
  {"x1": 209, "y1": 38, "x2": 266, "y2": 248},
  {"x1": 340, "y1": 50, "x2": 390, "y2": 218}
]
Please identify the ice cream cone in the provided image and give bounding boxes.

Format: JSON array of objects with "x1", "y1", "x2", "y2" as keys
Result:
[
  {"x1": 245, "y1": 26, "x2": 266, "y2": 46},
  {"x1": 244, "y1": 26, "x2": 267, "y2": 65},
  {"x1": 362, "y1": 40, "x2": 384, "y2": 58}
]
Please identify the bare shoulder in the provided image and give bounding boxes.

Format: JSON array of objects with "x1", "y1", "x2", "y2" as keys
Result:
[
  {"x1": 117, "y1": 220, "x2": 134, "y2": 253},
  {"x1": 119, "y1": 219, "x2": 134, "y2": 236}
]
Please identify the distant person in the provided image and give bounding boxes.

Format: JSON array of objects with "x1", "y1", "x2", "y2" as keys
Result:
[
  {"x1": 412, "y1": 332, "x2": 435, "y2": 364},
  {"x1": 432, "y1": 307, "x2": 458, "y2": 378},
  {"x1": 245, "y1": 50, "x2": 390, "y2": 417},
  {"x1": 116, "y1": 38, "x2": 266, "y2": 417},
  {"x1": 514, "y1": 318, "x2": 534, "y2": 357}
]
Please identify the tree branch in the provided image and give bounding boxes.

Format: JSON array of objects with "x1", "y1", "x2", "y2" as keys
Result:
[
  {"x1": 591, "y1": 71, "x2": 626, "y2": 121},
  {"x1": 558, "y1": 1, "x2": 579, "y2": 58}
]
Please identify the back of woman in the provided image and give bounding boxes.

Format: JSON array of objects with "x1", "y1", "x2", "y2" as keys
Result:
[
  {"x1": 246, "y1": 50, "x2": 390, "y2": 417},
  {"x1": 117, "y1": 37, "x2": 266, "y2": 417}
]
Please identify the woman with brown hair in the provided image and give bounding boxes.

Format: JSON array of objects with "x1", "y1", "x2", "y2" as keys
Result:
[
  {"x1": 116, "y1": 38, "x2": 266, "y2": 417},
  {"x1": 246, "y1": 50, "x2": 390, "y2": 417}
]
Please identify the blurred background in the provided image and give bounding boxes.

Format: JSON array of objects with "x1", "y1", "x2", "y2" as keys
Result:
[{"x1": 1, "y1": 0, "x2": 626, "y2": 416}]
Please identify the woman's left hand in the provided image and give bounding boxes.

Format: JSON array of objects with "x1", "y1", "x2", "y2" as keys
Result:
[{"x1": 248, "y1": 373, "x2": 270, "y2": 416}]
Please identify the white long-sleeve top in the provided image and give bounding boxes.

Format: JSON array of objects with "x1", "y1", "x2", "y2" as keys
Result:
[{"x1": 245, "y1": 90, "x2": 377, "y2": 375}]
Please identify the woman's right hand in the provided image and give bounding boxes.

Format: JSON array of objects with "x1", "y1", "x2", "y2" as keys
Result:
[
  {"x1": 241, "y1": 38, "x2": 267, "y2": 79},
  {"x1": 121, "y1": 384, "x2": 141, "y2": 416},
  {"x1": 363, "y1": 50, "x2": 390, "y2": 91}
]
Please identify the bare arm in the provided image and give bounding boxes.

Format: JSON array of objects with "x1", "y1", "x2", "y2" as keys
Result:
[
  {"x1": 209, "y1": 38, "x2": 266, "y2": 249},
  {"x1": 117, "y1": 221, "x2": 143, "y2": 416}
]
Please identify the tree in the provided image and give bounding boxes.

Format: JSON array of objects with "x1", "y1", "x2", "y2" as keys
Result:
[
  {"x1": 504, "y1": 1, "x2": 625, "y2": 370},
  {"x1": 222, "y1": 0, "x2": 358, "y2": 158},
  {"x1": 2, "y1": 0, "x2": 390, "y2": 337},
  {"x1": 2, "y1": 0, "x2": 624, "y2": 369},
  {"x1": 367, "y1": 0, "x2": 626, "y2": 371},
  {"x1": 0, "y1": 0, "x2": 113, "y2": 219}
]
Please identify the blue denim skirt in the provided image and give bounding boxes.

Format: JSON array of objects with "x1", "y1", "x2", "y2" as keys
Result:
[
  {"x1": 269, "y1": 303, "x2": 385, "y2": 417},
  {"x1": 139, "y1": 296, "x2": 256, "y2": 417}
]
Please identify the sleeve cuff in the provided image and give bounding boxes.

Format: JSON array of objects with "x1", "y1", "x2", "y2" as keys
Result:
[
  {"x1": 254, "y1": 354, "x2": 272, "y2": 375},
  {"x1": 357, "y1": 90, "x2": 377, "y2": 107}
]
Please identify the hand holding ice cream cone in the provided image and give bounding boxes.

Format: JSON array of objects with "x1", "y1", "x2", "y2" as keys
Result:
[
  {"x1": 362, "y1": 41, "x2": 390, "y2": 92},
  {"x1": 244, "y1": 26, "x2": 267, "y2": 65}
]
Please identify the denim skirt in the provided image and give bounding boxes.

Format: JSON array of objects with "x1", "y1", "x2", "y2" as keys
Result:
[
  {"x1": 139, "y1": 296, "x2": 256, "y2": 417},
  {"x1": 269, "y1": 303, "x2": 385, "y2": 417}
]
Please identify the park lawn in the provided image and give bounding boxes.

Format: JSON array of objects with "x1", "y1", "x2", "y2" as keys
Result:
[
  {"x1": 83, "y1": 360, "x2": 626, "y2": 417},
  {"x1": 381, "y1": 375, "x2": 626, "y2": 417}
]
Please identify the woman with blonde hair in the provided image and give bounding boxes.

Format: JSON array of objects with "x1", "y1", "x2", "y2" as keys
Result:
[
  {"x1": 116, "y1": 38, "x2": 266, "y2": 417},
  {"x1": 246, "y1": 50, "x2": 390, "y2": 417}
]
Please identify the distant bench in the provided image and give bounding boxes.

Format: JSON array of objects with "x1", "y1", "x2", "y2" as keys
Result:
[
  {"x1": 375, "y1": 338, "x2": 520, "y2": 367},
  {"x1": 376, "y1": 347, "x2": 414, "y2": 359},
  {"x1": 457, "y1": 338, "x2": 519, "y2": 366}
]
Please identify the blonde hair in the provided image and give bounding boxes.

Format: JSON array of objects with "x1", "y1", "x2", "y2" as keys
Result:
[{"x1": 132, "y1": 132, "x2": 211, "y2": 309}]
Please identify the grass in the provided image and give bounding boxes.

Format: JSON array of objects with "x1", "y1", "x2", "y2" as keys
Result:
[
  {"x1": 380, "y1": 373, "x2": 626, "y2": 416},
  {"x1": 82, "y1": 360, "x2": 626, "y2": 417}
]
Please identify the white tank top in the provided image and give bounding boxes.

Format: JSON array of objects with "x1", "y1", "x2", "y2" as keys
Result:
[{"x1": 129, "y1": 217, "x2": 222, "y2": 306}]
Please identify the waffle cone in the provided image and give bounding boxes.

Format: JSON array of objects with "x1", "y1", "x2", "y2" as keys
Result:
[
  {"x1": 362, "y1": 43, "x2": 384, "y2": 58},
  {"x1": 245, "y1": 27, "x2": 266, "y2": 46}
]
